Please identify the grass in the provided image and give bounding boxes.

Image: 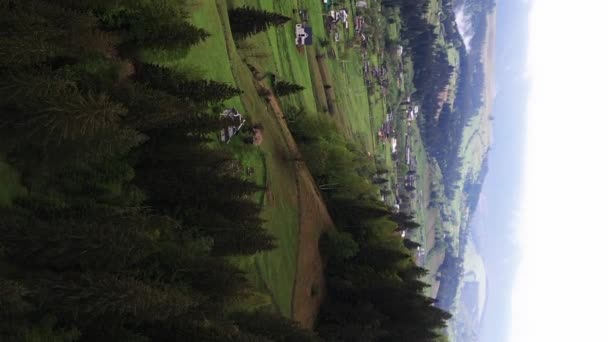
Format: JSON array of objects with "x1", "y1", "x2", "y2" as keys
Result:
[
  {"x1": 224, "y1": 0, "x2": 398, "y2": 318},
  {"x1": 387, "y1": 23, "x2": 399, "y2": 41}
]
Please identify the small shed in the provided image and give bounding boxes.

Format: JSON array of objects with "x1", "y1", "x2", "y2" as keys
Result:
[{"x1": 219, "y1": 108, "x2": 245, "y2": 143}]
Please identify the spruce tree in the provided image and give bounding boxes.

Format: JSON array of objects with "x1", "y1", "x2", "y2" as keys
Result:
[
  {"x1": 101, "y1": 2, "x2": 209, "y2": 51},
  {"x1": 231, "y1": 311, "x2": 319, "y2": 342},
  {"x1": 0, "y1": 1, "x2": 116, "y2": 67},
  {"x1": 229, "y1": 6, "x2": 290, "y2": 39},
  {"x1": 273, "y1": 80, "x2": 305, "y2": 97},
  {"x1": 0, "y1": 72, "x2": 126, "y2": 142},
  {"x1": 138, "y1": 63, "x2": 242, "y2": 104}
]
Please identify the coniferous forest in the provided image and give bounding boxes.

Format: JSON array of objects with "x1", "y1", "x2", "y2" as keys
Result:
[{"x1": 0, "y1": 0, "x2": 452, "y2": 341}]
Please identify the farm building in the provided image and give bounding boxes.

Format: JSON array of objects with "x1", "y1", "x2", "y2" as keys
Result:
[
  {"x1": 219, "y1": 108, "x2": 245, "y2": 143},
  {"x1": 295, "y1": 24, "x2": 313, "y2": 46}
]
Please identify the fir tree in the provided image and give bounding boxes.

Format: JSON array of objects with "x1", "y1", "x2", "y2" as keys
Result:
[
  {"x1": 273, "y1": 80, "x2": 305, "y2": 97},
  {"x1": 229, "y1": 6, "x2": 290, "y2": 39},
  {"x1": 109, "y1": 2, "x2": 209, "y2": 51},
  {"x1": 138, "y1": 63, "x2": 242, "y2": 104}
]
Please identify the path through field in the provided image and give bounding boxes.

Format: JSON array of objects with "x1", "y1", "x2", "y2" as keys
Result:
[{"x1": 254, "y1": 78, "x2": 335, "y2": 328}]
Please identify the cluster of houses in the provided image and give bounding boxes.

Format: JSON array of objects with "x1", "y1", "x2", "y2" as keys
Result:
[
  {"x1": 325, "y1": 8, "x2": 349, "y2": 41},
  {"x1": 405, "y1": 97, "x2": 419, "y2": 188},
  {"x1": 378, "y1": 111, "x2": 396, "y2": 143},
  {"x1": 363, "y1": 60, "x2": 390, "y2": 96}
]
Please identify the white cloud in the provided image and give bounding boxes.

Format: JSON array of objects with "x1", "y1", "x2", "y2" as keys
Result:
[{"x1": 511, "y1": 0, "x2": 608, "y2": 341}]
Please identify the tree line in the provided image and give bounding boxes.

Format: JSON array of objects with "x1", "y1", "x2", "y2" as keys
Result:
[
  {"x1": 0, "y1": 1, "x2": 316, "y2": 340},
  {"x1": 287, "y1": 113, "x2": 451, "y2": 341}
]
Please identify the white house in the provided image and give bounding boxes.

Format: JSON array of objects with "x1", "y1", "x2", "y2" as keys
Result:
[
  {"x1": 219, "y1": 108, "x2": 245, "y2": 143},
  {"x1": 295, "y1": 24, "x2": 313, "y2": 46}
]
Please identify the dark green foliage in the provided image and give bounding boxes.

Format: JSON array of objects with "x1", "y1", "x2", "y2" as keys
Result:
[
  {"x1": 112, "y1": 82, "x2": 197, "y2": 131},
  {"x1": 134, "y1": 141, "x2": 275, "y2": 256},
  {"x1": 98, "y1": 1, "x2": 209, "y2": 51},
  {"x1": 0, "y1": 1, "x2": 304, "y2": 340},
  {"x1": 0, "y1": 1, "x2": 117, "y2": 67},
  {"x1": 403, "y1": 238, "x2": 422, "y2": 250},
  {"x1": 228, "y1": 6, "x2": 290, "y2": 39},
  {"x1": 273, "y1": 80, "x2": 305, "y2": 97},
  {"x1": 435, "y1": 235, "x2": 464, "y2": 311},
  {"x1": 30, "y1": 273, "x2": 200, "y2": 324},
  {"x1": 372, "y1": 177, "x2": 389, "y2": 185},
  {"x1": 319, "y1": 230, "x2": 359, "y2": 262},
  {"x1": 137, "y1": 63, "x2": 242, "y2": 104},
  {"x1": 231, "y1": 311, "x2": 319, "y2": 342},
  {"x1": 0, "y1": 72, "x2": 127, "y2": 142},
  {"x1": 391, "y1": 212, "x2": 421, "y2": 231}
]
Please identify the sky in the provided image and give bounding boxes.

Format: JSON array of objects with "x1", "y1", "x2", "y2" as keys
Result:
[
  {"x1": 472, "y1": 0, "x2": 528, "y2": 340},
  {"x1": 511, "y1": 0, "x2": 608, "y2": 341}
]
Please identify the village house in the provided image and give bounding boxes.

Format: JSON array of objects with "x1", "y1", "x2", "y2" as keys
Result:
[
  {"x1": 219, "y1": 108, "x2": 245, "y2": 143},
  {"x1": 295, "y1": 24, "x2": 313, "y2": 46}
]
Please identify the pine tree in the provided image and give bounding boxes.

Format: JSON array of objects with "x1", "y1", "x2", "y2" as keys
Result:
[
  {"x1": 112, "y1": 82, "x2": 197, "y2": 131},
  {"x1": 273, "y1": 80, "x2": 305, "y2": 97},
  {"x1": 0, "y1": 209, "x2": 168, "y2": 272},
  {"x1": 138, "y1": 63, "x2": 241, "y2": 104},
  {"x1": 231, "y1": 311, "x2": 319, "y2": 342},
  {"x1": 229, "y1": 6, "x2": 290, "y2": 39},
  {"x1": 0, "y1": 1, "x2": 120, "y2": 67},
  {"x1": 101, "y1": 2, "x2": 209, "y2": 51},
  {"x1": 0, "y1": 72, "x2": 126, "y2": 142},
  {"x1": 30, "y1": 273, "x2": 201, "y2": 325}
]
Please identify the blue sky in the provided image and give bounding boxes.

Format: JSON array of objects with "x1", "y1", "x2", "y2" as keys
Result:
[{"x1": 474, "y1": 0, "x2": 529, "y2": 341}]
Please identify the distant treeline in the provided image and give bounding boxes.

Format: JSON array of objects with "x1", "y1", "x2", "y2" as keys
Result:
[
  {"x1": 287, "y1": 114, "x2": 451, "y2": 341},
  {"x1": 383, "y1": 0, "x2": 496, "y2": 314},
  {"x1": 434, "y1": 235, "x2": 464, "y2": 311},
  {"x1": 0, "y1": 1, "x2": 317, "y2": 340},
  {"x1": 463, "y1": 154, "x2": 489, "y2": 215},
  {"x1": 381, "y1": 0, "x2": 460, "y2": 198},
  {"x1": 429, "y1": 0, "x2": 495, "y2": 199}
]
